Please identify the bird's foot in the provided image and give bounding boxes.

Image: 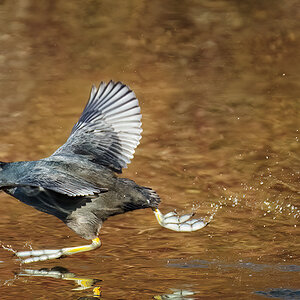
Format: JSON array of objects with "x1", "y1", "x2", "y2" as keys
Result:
[
  {"x1": 153, "y1": 208, "x2": 209, "y2": 232},
  {"x1": 16, "y1": 249, "x2": 65, "y2": 263},
  {"x1": 15, "y1": 237, "x2": 101, "y2": 264}
]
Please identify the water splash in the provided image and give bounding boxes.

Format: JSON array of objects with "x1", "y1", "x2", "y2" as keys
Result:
[
  {"x1": 191, "y1": 201, "x2": 220, "y2": 224},
  {"x1": 1, "y1": 243, "x2": 17, "y2": 255},
  {"x1": 261, "y1": 199, "x2": 300, "y2": 221},
  {"x1": 195, "y1": 184, "x2": 299, "y2": 227}
]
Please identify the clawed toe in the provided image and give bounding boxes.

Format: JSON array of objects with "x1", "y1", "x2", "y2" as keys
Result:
[
  {"x1": 16, "y1": 249, "x2": 64, "y2": 264},
  {"x1": 153, "y1": 209, "x2": 208, "y2": 232},
  {"x1": 163, "y1": 212, "x2": 195, "y2": 224}
]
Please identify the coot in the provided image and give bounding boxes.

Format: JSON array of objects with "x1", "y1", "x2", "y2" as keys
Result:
[{"x1": 0, "y1": 81, "x2": 207, "y2": 263}]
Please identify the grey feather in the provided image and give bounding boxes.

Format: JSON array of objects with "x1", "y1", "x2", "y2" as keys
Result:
[{"x1": 52, "y1": 81, "x2": 142, "y2": 173}]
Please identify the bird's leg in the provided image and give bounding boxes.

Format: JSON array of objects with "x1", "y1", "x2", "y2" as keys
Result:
[
  {"x1": 153, "y1": 208, "x2": 209, "y2": 232},
  {"x1": 15, "y1": 237, "x2": 101, "y2": 264}
]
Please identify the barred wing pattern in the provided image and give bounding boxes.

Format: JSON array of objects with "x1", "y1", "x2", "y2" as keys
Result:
[{"x1": 52, "y1": 81, "x2": 142, "y2": 173}]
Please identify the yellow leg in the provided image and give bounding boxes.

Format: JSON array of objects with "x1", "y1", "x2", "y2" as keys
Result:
[
  {"x1": 16, "y1": 237, "x2": 102, "y2": 264},
  {"x1": 62, "y1": 238, "x2": 101, "y2": 255},
  {"x1": 153, "y1": 208, "x2": 164, "y2": 225}
]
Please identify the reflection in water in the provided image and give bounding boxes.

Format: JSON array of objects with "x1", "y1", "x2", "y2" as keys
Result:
[
  {"x1": 255, "y1": 289, "x2": 300, "y2": 299},
  {"x1": 4, "y1": 266, "x2": 101, "y2": 298},
  {"x1": 167, "y1": 258, "x2": 300, "y2": 273},
  {"x1": 153, "y1": 289, "x2": 195, "y2": 300},
  {"x1": 4, "y1": 266, "x2": 197, "y2": 299},
  {"x1": 19, "y1": 267, "x2": 101, "y2": 291}
]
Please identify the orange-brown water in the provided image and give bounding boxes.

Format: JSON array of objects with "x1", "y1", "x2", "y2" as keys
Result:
[{"x1": 0, "y1": 1, "x2": 299, "y2": 299}]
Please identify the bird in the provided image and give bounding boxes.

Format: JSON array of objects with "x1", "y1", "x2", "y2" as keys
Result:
[{"x1": 0, "y1": 81, "x2": 208, "y2": 263}]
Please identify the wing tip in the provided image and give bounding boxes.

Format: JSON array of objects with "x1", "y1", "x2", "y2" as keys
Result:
[{"x1": 55, "y1": 80, "x2": 143, "y2": 173}]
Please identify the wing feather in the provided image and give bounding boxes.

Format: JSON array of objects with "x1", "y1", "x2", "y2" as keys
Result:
[{"x1": 52, "y1": 81, "x2": 142, "y2": 173}]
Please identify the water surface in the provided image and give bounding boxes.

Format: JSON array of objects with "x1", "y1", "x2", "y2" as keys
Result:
[{"x1": 0, "y1": 1, "x2": 299, "y2": 299}]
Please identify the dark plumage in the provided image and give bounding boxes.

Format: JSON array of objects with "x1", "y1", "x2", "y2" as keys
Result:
[{"x1": 0, "y1": 81, "x2": 207, "y2": 263}]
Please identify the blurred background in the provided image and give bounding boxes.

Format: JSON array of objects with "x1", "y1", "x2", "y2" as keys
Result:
[{"x1": 0, "y1": 1, "x2": 299, "y2": 299}]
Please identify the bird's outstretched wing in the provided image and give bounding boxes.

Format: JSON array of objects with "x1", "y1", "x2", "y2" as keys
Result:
[
  {"x1": 17, "y1": 170, "x2": 107, "y2": 197},
  {"x1": 51, "y1": 81, "x2": 142, "y2": 173}
]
